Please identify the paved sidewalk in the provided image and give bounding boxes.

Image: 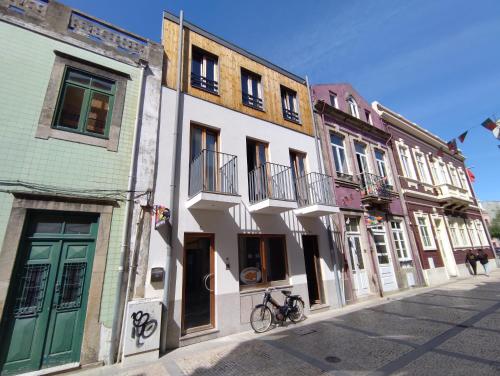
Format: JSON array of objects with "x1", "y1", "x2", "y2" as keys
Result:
[{"x1": 76, "y1": 271, "x2": 500, "y2": 375}]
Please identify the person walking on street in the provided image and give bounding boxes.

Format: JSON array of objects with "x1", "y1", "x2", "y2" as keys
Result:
[
  {"x1": 477, "y1": 249, "x2": 489, "y2": 276},
  {"x1": 465, "y1": 250, "x2": 477, "y2": 276}
]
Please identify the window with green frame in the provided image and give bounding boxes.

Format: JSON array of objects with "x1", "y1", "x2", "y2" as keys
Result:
[{"x1": 53, "y1": 68, "x2": 116, "y2": 138}]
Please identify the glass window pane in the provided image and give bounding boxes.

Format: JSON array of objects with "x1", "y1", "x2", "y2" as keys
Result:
[
  {"x1": 91, "y1": 77, "x2": 114, "y2": 92},
  {"x1": 330, "y1": 133, "x2": 343, "y2": 147},
  {"x1": 355, "y1": 142, "x2": 365, "y2": 155},
  {"x1": 354, "y1": 237, "x2": 364, "y2": 269},
  {"x1": 192, "y1": 50, "x2": 202, "y2": 76},
  {"x1": 265, "y1": 237, "x2": 287, "y2": 282},
  {"x1": 59, "y1": 85, "x2": 85, "y2": 129},
  {"x1": 67, "y1": 70, "x2": 91, "y2": 86},
  {"x1": 32, "y1": 219, "x2": 63, "y2": 234},
  {"x1": 86, "y1": 92, "x2": 110, "y2": 135},
  {"x1": 64, "y1": 222, "x2": 91, "y2": 234},
  {"x1": 375, "y1": 150, "x2": 384, "y2": 161},
  {"x1": 238, "y1": 237, "x2": 262, "y2": 285},
  {"x1": 206, "y1": 58, "x2": 215, "y2": 81}
]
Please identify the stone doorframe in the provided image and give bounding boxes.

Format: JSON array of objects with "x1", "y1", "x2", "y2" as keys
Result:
[{"x1": 0, "y1": 193, "x2": 116, "y2": 366}]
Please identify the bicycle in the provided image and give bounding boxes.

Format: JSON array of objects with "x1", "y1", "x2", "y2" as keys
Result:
[{"x1": 250, "y1": 288, "x2": 305, "y2": 333}]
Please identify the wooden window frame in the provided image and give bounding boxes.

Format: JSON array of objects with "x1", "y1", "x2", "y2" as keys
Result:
[
  {"x1": 238, "y1": 234, "x2": 289, "y2": 291},
  {"x1": 181, "y1": 233, "x2": 215, "y2": 335}
]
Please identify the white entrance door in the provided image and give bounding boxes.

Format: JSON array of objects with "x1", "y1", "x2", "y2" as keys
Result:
[
  {"x1": 371, "y1": 227, "x2": 398, "y2": 292},
  {"x1": 433, "y1": 217, "x2": 458, "y2": 277},
  {"x1": 347, "y1": 235, "x2": 370, "y2": 296}
]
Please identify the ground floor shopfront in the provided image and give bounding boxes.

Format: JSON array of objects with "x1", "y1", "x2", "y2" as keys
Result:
[
  {"x1": 0, "y1": 194, "x2": 117, "y2": 375},
  {"x1": 338, "y1": 208, "x2": 421, "y2": 304},
  {"x1": 406, "y1": 199, "x2": 496, "y2": 286}
]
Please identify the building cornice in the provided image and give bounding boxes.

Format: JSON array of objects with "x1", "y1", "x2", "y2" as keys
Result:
[{"x1": 372, "y1": 101, "x2": 465, "y2": 162}]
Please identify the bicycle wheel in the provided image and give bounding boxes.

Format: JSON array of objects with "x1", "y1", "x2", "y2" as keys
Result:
[
  {"x1": 289, "y1": 299, "x2": 304, "y2": 323},
  {"x1": 250, "y1": 305, "x2": 273, "y2": 333}
]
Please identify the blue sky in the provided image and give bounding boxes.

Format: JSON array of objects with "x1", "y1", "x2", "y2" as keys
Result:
[{"x1": 63, "y1": 0, "x2": 500, "y2": 200}]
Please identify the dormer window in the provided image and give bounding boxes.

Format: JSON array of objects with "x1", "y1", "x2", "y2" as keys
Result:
[
  {"x1": 191, "y1": 47, "x2": 218, "y2": 94},
  {"x1": 241, "y1": 69, "x2": 263, "y2": 110},
  {"x1": 329, "y1": 91, "x2": 338, "y2": 108},
  {"x1": 347, "y1": 96, "x2": 359, "y2": 118},
  {"x1": 365, "y1": 110, "x2": 373, "y2": 125},
  {"x1": 281, "y1": 86, "x2": 300, "y2": 123}
]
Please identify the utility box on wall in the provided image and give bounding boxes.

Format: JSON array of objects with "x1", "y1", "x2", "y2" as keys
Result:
[{"x1": 122, "y1": 298, "x2": 162, "y2": 366}]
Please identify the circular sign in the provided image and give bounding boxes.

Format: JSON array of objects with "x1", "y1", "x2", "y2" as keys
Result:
[{"x1": 239, "y1": 267, "x2": 262, "y2": 284}]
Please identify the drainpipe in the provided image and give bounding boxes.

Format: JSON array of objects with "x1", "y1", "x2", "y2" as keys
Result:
[
  {"x1": 160, "y1": 10, "x2": 184, "y2": 353},
  {"x1": 109, "y1": 60, "x2": 148, "y2": 364},
  {"x1": 306, "y1": 77, "x2": 344, "y2": 307}
]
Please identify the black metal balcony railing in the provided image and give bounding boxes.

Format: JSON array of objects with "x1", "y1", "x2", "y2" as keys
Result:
[
  {"x1": 358, "y1": 173, "x2": 392, "y2": 199},
  {"x1": 296, "y1": 172, "x2": 335, "y2": 207},
  {"x1": 191, "y1": 72, "x2": 218, "y2": 93},
  {"x1": 248, "y1": 162, "x2": 295, "y2": 204},
  {"x1": 283, "y1": 108, "x2": 300, "y2": 122},
  {"x1": 189, "y1": 150, "x2": 238, "y2": 197},
  {"x1": 242, "y1": 93, "x2": 263, "y2": 109}
]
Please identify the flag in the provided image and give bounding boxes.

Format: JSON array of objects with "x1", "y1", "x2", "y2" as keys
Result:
[
  {"x1": 458, "y1": 131, "x2": 468, "y2": 143},
  {"x1": 482, "y1": 118, "x2": 497, "y2": 131},
  {"x1": 466, "y1": 168, "x2": 475, "y2": 183},
  {"x1": 447, "y1": 139, "x2": 457, "y2": 153},
  {"x1": 494, "y1": 126, "x2": 500, "y2": 140}
]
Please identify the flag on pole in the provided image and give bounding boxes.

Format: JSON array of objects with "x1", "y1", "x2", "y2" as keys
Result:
[
  {"x1": 447, "y1": 139, "x2": 457, "y2": 153},
  {"x1": 482, "y1": 118, "x2": 497, "y2": 131},
  {"x1": 458, "y1": 131, "x2": 468, "y2": 143},
  {"x1": 466, "y1": 168, "x2": 475, "y2": 183}
]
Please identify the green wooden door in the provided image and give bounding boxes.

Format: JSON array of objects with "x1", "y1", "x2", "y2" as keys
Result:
[{"x1": 0, "y1": 212, "x2": 98, "y2": 375}]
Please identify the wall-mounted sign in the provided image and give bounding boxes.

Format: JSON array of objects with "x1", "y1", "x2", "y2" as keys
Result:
[
  {"x1": 365, "y1": 215, "x2": 383, "y2": 228},
  {"x1": 240, "y1": 267, "x2": 262, "y2": 285},
  {"x1": 153, "y1": 205, "x2": 170, "y2": 229}
]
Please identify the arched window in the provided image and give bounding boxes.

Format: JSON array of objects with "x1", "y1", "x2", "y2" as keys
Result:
[{"x1": 347, "y1": 96, "x2": 359, "y2": 118}]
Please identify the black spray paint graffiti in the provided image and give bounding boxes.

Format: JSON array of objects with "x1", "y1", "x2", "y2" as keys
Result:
[{"x1": 131, "y1": 310, "x2": 158, "y2": 347}]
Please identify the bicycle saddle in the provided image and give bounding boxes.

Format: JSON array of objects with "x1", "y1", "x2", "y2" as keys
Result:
[{"x1": 281, "y1": 290, "x2": 291, "y2": 296}]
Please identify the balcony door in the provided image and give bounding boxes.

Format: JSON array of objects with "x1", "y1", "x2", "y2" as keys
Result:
[
  {"x1": 355, "y1": 142, "x2": 370, "y2": 187},
  {"x1": 190, "y1": 125, "x2": 218, "y2": 193},
  {"x1": 247, "y1": 139, "x2": 268, "y2": 201},
  {"x1": 290, "y1": 151, "x2": 306, "y2": 203}
]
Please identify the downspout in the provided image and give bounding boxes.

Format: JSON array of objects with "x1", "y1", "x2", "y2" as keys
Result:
[
  {"x1": 306, "y1": 77, "x2": 344, "y2": 307},
  {"x1": 161, "y1": 10, "x2": 184, "y2": 353},
  {"x1": 109, "y1": 60, "x2": 148, "y2": 364}
]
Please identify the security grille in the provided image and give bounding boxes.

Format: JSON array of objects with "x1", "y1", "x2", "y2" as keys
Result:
[
  {"x1": 14, "y1": 264, "x2": 50, "y2": 317},
  {"x1": 58, "y1": 262, "x2": 86, "y2": 310}
]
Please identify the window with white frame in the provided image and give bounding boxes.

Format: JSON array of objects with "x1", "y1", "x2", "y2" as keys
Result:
[
  {"x1": 458, "y1": 219, "x2": 470, "y2": 247},
  {"x1": 241, "y1": 69, "x2": 263, "y2": 109},
  {"x1": 281, "y1": 86, "x2": 300, "y2": 122},
  {"x1": 467, "y1": 220, "x2": 481, "y2": 246},
  {"x1": 330, "y1": 132, "x2": 350, "y2": 176},
  {"x1": 365, "y1": 110, "x2": 373, "y2": 125},
  {"x1": 416, "y1": 215, "x2": 435, "y2": 250},
  {"x1": 347, "y1": 96, "x2": 360, "y2": 118},
  {"x1": 191, "y1": 47, "x2": 219, "y2": 93},
  {"x1": 329, "y1": 91, "x2": 338, "y2": 108},
  {"x1": 375, "y1": 149, "x2": 391, "y2": 184},
  {"x1": 437, "y1": 161, "x2": 450, "y2": 185},
  {"x1": 398, "y1": 145, "x2": 415, "y2": 179},
  {"x1": 414, "y1": 151, "x2": 431, "y2": 184},
  {"x1": 391, "y1": 220, "x2": 412, "y2": 266},
  {"x1": 448, "y1": 165, "x2": 460, "y2": 187},
  {"x1": 448, "y1": 218, "x2": 460, "y2": 247},
  {"x1": 475, "y1": 220, "x2": 489, "y2": 246},
  {"x1": 458, "y1": 169, "x2": 470, "y2": 192}
]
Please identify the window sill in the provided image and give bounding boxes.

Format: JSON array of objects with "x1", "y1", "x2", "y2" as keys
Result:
[
  {"x1": 242, "y1": 102, "x2": 265, "y2": 112},
  {"x1": 422, "y1": 248, "x2": 438, "y2": 252},
  {"x1": 191, "y1": 83, "x2": 220, "y2": 96},
  {"x1": 35, "y1": 126, "x2": 117, "y2": 151},
  {"x1": 283, "y1": 116, "x2": 301, "y2": 125}
]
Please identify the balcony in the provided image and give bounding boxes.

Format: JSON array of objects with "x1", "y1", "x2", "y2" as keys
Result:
[
  {"x1": 436, "y1": 183, "x2": 472, "y2": 209},
  {"x1": 283, "y1": 108, "x2": 300, "y2": 123},
  {"x1": 191, "y1": 72, "x2": 218, "y2": 94},
  {"x1": 187, "y1": 150, "x2": 240, "y2": 210},
  {"x1": 359, "y1": 173, "x2": 393, "y2": 204},
  {"x1": 248, "y1": 162, "x2": 298, "y2": 214},
  {"x1": 242, "y1": 93, "x2": 263, "y2": 110},
  {"x1": 294, "y1": 173, "x2": 339, "y2": 217}
]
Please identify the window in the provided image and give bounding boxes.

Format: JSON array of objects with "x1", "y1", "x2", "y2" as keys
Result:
[
  {"x1": 458, "y1": 219, "x2": 470, "y2": 246},
  {"x1": 437, "y1": 162, "x2": 450, "y2": 185},
  {"x1": 191, "y1": 47, "x2": 218, "y2": 94},
  {"x1": 241, "y1": 69, "x2": 263, "y2": 110},
  {"x1": 329, "y1": 92, "x2": 338, "y2": 108},
  {"x1": 189, "y1": 125, "x2": 218, "y2": 195},
  {"x1": 414, "y1": 151, "x2": 431, "y2": 184},
  {"x1": 365, "y1": 110, "x2": 373, "y2": 125},
  {"x1": 416, "y1": 215, "x2": 435, "y2": 250},
  {"x1": 347, "y1": 96, "x2": 359, "y2": 118},
  {"x1": 458, "y1": 169, "x2": 470, "y2": 192},
  {"x1": 398, "y1": 145, "x2": 414, "y2": 179},
  {"x1": 281, "y1": 86, "x2": 300, "y2": 122},
  {"x1": 330, "y1": 133, "x2": 349, "y2": 176},
  {"x1": 468, "y1": 220, "x2": 481, "y2": 247},
  {"x1": 448, "y1": 219, "x2": 460, "y2": 246},
  {"x1": 238, "y1": 235, "x2": 288, "y2": 287},
  {"x1": 475, "y1": 220, "x2": 489, "y2": 246},
  {"x1": 355, "y1": 142, "x2": 370, "y2": 186},
  {"x1": 448, "y1": 165, "x2": 459, "y2": 187},
  {"x1": 391, "y1": 220, "x2": 412, "y2": 266},
  {"x1": 53, "y1": 68, "x2": 115, "y2": 138},
  {"x1": 345, "y1": 217, "x2": 360, "y2": 233},
  {"x1": 375, "y1": 149, "x2": 390, "y2": 183}
]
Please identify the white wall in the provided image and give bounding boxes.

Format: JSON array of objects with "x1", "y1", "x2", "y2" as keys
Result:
[{"x1": 147, "y1": 88, "x2": 339, "y2": 345}]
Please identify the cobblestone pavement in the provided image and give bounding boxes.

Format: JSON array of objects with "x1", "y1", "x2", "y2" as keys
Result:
[{"x1": 77, "y1": 271, "x2": 500, "y2": 376}]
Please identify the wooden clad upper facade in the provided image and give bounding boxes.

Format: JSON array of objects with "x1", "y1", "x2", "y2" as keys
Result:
[{"x1": 162, "y1": 13, "x2": 314, "y2": 136}]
